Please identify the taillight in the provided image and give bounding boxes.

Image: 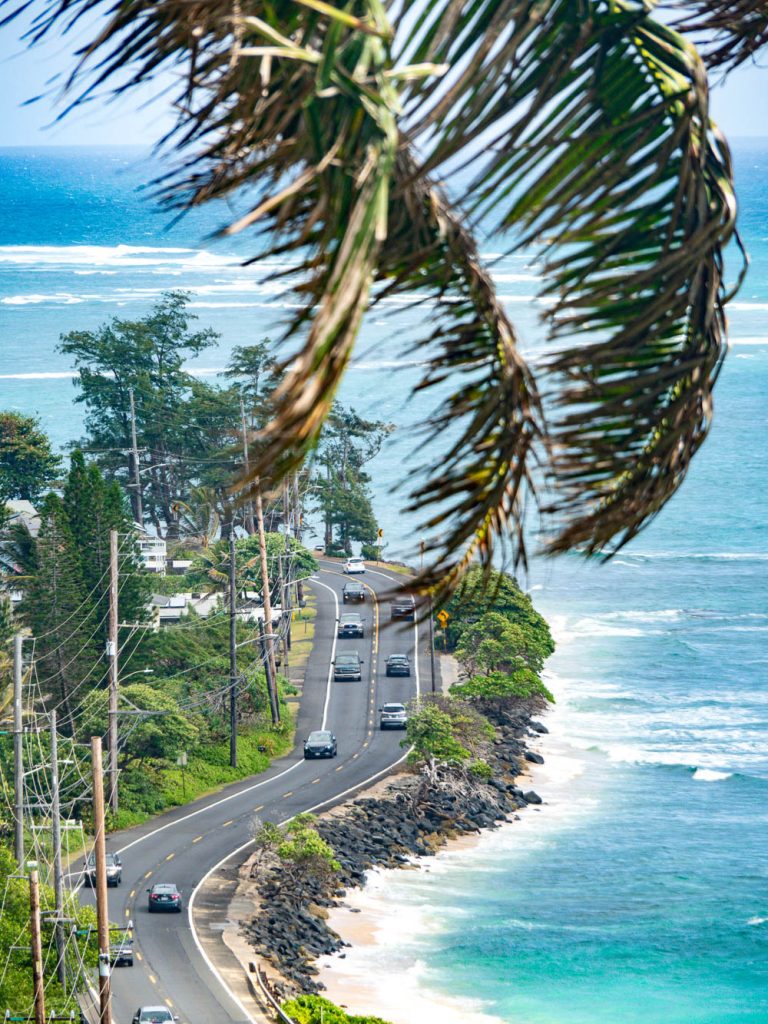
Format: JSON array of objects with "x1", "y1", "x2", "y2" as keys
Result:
[{"x1": 171, "y1": 893, "x2": 179, "y2": 900}]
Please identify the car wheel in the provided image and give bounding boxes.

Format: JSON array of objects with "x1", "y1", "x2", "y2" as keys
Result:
[{"x1": 148, "y1": 906, "x2": 154, "y2": 913}]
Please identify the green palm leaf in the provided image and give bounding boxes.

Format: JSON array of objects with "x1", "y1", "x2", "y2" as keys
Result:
[
  {"x1": 1, "y1": 0, "x2": 744, "y2": 587},
  {"x1": 673, "y1": 1, "x2": 768, "y2": 71}
]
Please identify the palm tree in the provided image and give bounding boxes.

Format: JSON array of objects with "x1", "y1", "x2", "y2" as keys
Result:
[{"x1": 3, "y1": 0, "x2": 759, "y2": 594}]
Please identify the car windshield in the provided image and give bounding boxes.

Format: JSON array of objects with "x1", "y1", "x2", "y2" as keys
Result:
[
  {"x1": 337, "y1": 653, "x2": 359, "y2": 664},
  {"x1": 308, "y1": 732, "x2": 331, "y2": 743},
  {"x1": 383, "y1": 704, "x2": 405, "y2": 713},
  {"x1": 340, "y1": 615, "x2": 360, "y2": 623},
  {"x1": 140, "y1": 1012, "x2": 173, "y2": 1023},
  {"x1": 389, "y1": 655, "x2": 408, "y2": 662},
  {"x1": 153, "y1": 885, "x2": 177, "y2": 894}
]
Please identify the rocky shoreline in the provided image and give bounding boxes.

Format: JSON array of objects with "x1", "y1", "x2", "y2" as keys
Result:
[{"x1": 240, "y1": 703, "x2": 548, "y2": 998}]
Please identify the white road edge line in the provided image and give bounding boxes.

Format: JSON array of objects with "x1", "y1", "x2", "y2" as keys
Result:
[
  {"x1": 310, "y1": 576, "x2": 340, "y2": 732},
  {"x1": 187, "y1": 604, "x2": 421, "y2": 1023}
]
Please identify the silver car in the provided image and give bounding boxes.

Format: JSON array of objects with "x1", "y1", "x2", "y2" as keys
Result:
[
  {"x1": 379, "y1": 702, "x2": 408, "y2": 730},
  {"x1": 84, "y1": 852, "x2": 122, "y2": 887},
  {"x1": 132, "y1": 1007, "x2": 178, "y2": 1024}
]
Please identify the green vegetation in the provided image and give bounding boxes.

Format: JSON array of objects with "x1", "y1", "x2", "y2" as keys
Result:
[
  {"x1": 282, "y1": 995, "x2": 393, "y2": 1024},
  {"x1": 0, "y1": 845, "x2": 98, "y2": 1013},
  {"x1": 252, "y1": 814, "x2": 339, "y2": 908},
  {"x1": 0, "y1": 412, "x2": 61, "y2": 502}
]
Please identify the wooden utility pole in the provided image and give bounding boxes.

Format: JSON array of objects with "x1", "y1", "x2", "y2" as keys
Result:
[
  {"x1": 128, "y1": 387, "x2": 143, "y2": 525},
  {"x1": 228, "y1": 533, "x2": 238, "y2": 769},
  {"x1": 29, "y1": 868, "x2": 46, "y2": 1024},
  {"x1": 107, "y1": 529, "x2": 119, "y2": 814},
  {"x1": 50, "y1": 710, "x2": 66, "y2": 988},
  {"x1": 13, "y1": 634, "x2": 24, "y2": 866},
  {"x1": 91, "y1": 737, "x2": 111, "y2": 1024},
  {"x1": 254, "y1": 481, "x2": 278, "y2": 687},
  {"x1": 239, "y1": 397, "x2": 255, "y2": 535},
  {"x1": 259, "y1": 619, "x2": 280, "y2": 726}
]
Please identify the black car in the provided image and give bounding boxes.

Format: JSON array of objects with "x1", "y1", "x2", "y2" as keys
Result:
[
  {"x1": 390, "y1": 594, "x2": 416, "y2": 621},
  {"x1": 385, "y1": 654, "x2": 411, "y2": 677},
  {"x1": 304, "y1": 730, "x2": 338, "y2": 759},
  {"x1": 147, "y1": 882, "x2": 183, "y2": 913},
  {"x1": 338, "y1": 613, "x2": 364, "y2": 638},
  {"x1": 84, "y1": 852, "x2": 122, "y2": 888},
  {"x1": 334, "y1": 651, "x2": 363, "y2": 681},
  {"x1": 110, "y1": 938, "x2": 134, "y2": 967},
  {"x1": 342, "y1": 582, "x2": 366, "y2": 603}
]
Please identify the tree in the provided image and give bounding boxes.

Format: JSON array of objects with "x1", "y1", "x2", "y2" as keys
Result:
[
  {"x1": 62, "y1": 452, "x2": 150, "y2": 643},
  {"x1": 79, "y1": 683, "x2": 200, "y2": 762},
  {"x1": 276, "y1": 814, "x2": 340, "y2": 907},
  {"x1": 311, "y1": 404, "x2": 391, "y2": 553},
  {"x1": 6, "y1": 1, "x2": 746, "y2": 595},
  {"x1": 452, "y1": 670, "x2": 554, "y2": 706},
  {"x1": 0, "y1": 412, "x2": 61, "y2": 502},
  {"x1": 187, "y1": 532, "x2": 317, "y2": 605},
  {"x1": 58, "y1": 291, "x2": 219, "y2": 535},
  {"x1": 444, "y1": 567, "x2": 554, "y2": 654},
  {"x1": 23, "y1": 494, "x2": 99, "y2": 730},
  {"x1": 454, "y1": 611, "x2": 553, "y2": 678}
]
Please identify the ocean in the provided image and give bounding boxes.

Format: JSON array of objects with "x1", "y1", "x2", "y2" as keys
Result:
[{"x1": 1, "y1": 142, "x2": 767, "y2": 1023}]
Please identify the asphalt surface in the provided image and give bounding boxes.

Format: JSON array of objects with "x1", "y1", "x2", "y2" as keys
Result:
[{"x1": 77, "y1": 561, "x2": 430, "y2": 1024}]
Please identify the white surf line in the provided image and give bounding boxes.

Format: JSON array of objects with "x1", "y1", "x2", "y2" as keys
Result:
[
  {"x1": 310, "y1": 575, "x2": 340, "y2": 732},
  {"x1": 187, "y1": 606, "x2": 422, "y2": 1023}
]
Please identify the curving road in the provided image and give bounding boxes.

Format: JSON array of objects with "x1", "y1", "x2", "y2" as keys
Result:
[{"x1": 78, "y1": 562, "x2": 432, "y2": 1024}]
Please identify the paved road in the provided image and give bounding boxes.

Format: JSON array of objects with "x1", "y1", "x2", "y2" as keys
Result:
[{"x1": 78, "y1": 562, "x2": 430, "y2": 1024}]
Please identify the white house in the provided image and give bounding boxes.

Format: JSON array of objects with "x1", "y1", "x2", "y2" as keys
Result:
[
  {"x1": 150, "y1": 591, "x2": 222, "y2": 627},
  {"x1": 135, "y1": 528, "x2": 167, "y2": 574}
]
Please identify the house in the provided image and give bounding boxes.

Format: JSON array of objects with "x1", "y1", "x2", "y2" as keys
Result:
[
  {"x1": 5, "y1": 499, "x2": 41, "y2": 538},
  {"x1": 135, "y1": 528, "x2": 167, "y2": 574},
  {"x1": 150, "y1": 591, "x2": 221, "y2": 627}
]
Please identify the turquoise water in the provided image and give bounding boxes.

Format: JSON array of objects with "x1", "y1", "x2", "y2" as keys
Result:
[{"x1": 1, "y1": 144, "x2": 767, "y2": 1022}]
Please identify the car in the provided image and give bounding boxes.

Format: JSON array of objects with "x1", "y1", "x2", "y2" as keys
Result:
[
  {"x1": 132, "y1": 1008, "x2": 178, "y2": 1024},
  {"x1": 390, "y1": 593, "x2": 416, "y2": 621},
  {"x1": 342, "y1": 582, "x2": 366, "y2": 603},
  {"x1": 110, "y1": 938, "x2": 134, "y2": 967},
  {"x1": 385, "y1": 654, "x2": 411, "y2": 677},
  {"x1": 344, "y1": 557, "x2": 366, "y2": 575},
  {"x1": 334, "y1": 651, "x2": 363, "y2": 681},
  {"x1": 147, "y1": 882, "x2": 183, "y2": 913},
  {"x1": 304, "y1": 730, "x2": 338, "y2": 759},
  {"x1": 338, "y1": 613, "x2": 365, "y2": 638},
  {"x1": 84, "y1": 852, "x2": 122, "y2": 888},
  {"x1": 379, "y1": 702, "x2": 408, "y2": 730}
]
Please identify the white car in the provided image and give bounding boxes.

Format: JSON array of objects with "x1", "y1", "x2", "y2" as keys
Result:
[{"x1": 344, "y1": 557, "x2": 366, "y2": 574}]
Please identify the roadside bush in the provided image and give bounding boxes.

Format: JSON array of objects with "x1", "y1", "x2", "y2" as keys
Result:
[
  {"x1": 452, "y1": 669, "x2": 555, "y2": 705},
  {"x1": 282, "y1": 995, "x2": 393, "y2": 1024}
]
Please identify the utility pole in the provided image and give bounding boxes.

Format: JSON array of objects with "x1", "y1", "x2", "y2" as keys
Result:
[
  {"x1": 259, "y1": 619, "x2": 280, "y2": 726},
  {"x1": 254, "y1": 481, "x2": 278, "y2": 687},
  {"x1": 91, "y1": 737, "x2": 111, "y2": 1024},
  {"x1": 228, "y1": 533, "x2": 238, "y2": 769},
  {"x1": 29, "y1": 868, "x2": 46, "y2": 1024},
  {"x1": 239, "y1": 397, "x2": 255, "y2": 535},
  {"x1": 428, "y1": 598, "x2": 437, "y2": 694},
  {"x1": 50, "y1": 710, "x2": 66, "y2": 988},
  {"x1": 13, "y1": 634, "x2": 24, "y2": 866},
  {"x1": 107, "y1": 529, "x2": 119, "y2": 814},
  {"x1": 128, "y1": 387, "x2": 143, "y2": 525}
]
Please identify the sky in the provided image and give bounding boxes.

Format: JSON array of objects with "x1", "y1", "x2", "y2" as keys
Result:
[{"x1": 0, "y1": 9, "x2": 767, "y2": 146}]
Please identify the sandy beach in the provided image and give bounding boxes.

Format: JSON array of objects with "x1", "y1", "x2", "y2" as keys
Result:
[{"x1": 314, "y1": 728, "x2": 588, "y2": 1024}]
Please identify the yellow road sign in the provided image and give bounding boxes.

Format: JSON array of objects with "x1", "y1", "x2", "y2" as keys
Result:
[
  {"x1": 377, "y1": 528, "x2": 384, "y2": 539},
  {"x1": 436, "y1": 609, "x2": 450, "y2": 628}
]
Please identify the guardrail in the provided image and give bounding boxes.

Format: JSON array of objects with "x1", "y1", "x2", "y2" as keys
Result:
[{"x1": 248, "y1": 962, "x2": 296, "y2": 1024}]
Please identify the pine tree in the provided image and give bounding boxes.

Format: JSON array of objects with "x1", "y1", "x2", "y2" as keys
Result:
[
  {"x1": 63, "y1": 453, "x2": 150, "y2": 644},
  {"x1": 24, "y1": 493, "x2": 99, "y2": 731}
]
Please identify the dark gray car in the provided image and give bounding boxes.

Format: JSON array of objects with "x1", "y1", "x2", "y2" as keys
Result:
[
  {"x1": 334, "y1": 651, "x2": 363, "y2": 681},
  {"x1": 304, "y1": 730, "x2": 338, "y2": 759}
]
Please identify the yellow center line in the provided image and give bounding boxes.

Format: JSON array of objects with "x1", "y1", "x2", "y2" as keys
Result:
[
  {"x1": 363, "y1": 739, "x2": 370, "y2": 746},
  {"x1": 222, "y1": 820, "x2": 233, "y2": 827},
  {"x1": 135, "y1": 951, "x2": 143, "y2": 961},
  {"x1": 165, "y1": 853, "x2": 174, "y2": 861},
  {"x1": 124, "y1": 908, "x2": 130, "y2": 917},
  {"x1": 352, "y1": 753, "x2": 359, "y2": 759},
  {"x1": 149, "y1": 974, "x2": 157, "y2": 985},
  {"x1": 335, "y1": 765, "x2": 344, "y2": 771},
  {"x1": 192, "y1": 835, "x2": 203, "y2": 844},
  {"x1": 283, "y1": 791, "x2": 293, "y2": 798},
  {"x1": 312, "y1": 778, "x2": 320, "y2": 784},
  {"x1": 144, "y1": 870, "x2": 152, "y2": 879},
  {"x1": 165, "y1": 1001, "x2": 174, "y2": 1009},
  {"x1": 255, "y1": 804, "x2": 264, "y2": 812},
  {"x1": 129, "y1": 889, "x2": 135, "y2": 899}
]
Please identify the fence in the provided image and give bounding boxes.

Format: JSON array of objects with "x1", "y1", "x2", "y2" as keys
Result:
[{"x1": 248, "y1": 962, "x2": 296, "y2": 1024}]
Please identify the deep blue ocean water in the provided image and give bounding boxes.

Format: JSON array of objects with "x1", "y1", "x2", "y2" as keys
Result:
[{"x1": 1, "y1": 144, "x2": 767, "y2": 1023}]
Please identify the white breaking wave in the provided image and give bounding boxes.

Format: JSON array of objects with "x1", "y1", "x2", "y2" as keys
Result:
[
  {"x1": 0, "y1": 243, "x2": 243, "y2": 269},
  {"x1": 747, "y1": 916, "x2": 767, "y2": 926},
  {"x1": 0, "y1": 371, "x2": 78, "y2": 380},
  {"x1": 692, "y1": 768, "x2": 733, "y2": 782}
]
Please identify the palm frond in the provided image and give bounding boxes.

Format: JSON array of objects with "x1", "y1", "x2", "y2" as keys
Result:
[
  {"x1": 401, "y1": 0, "x2": 742, "y2": 555},
  {"x1": 673, "y1": 1, "x2": 768, "y2": 72},
  {"x1": 378, "y1": 153, "x2": 543, "y2": 597}
]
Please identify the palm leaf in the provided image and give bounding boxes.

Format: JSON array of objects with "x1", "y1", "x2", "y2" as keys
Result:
[
  {"x1": 2, "y1": 0, "x2": 743, "y2": 587},
  {"x1": 673, "y1": 1, "x2": 768, "y2": 72},
  {"x1": 401, "y1": 0, "x2": 743, "y2": 555}
]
